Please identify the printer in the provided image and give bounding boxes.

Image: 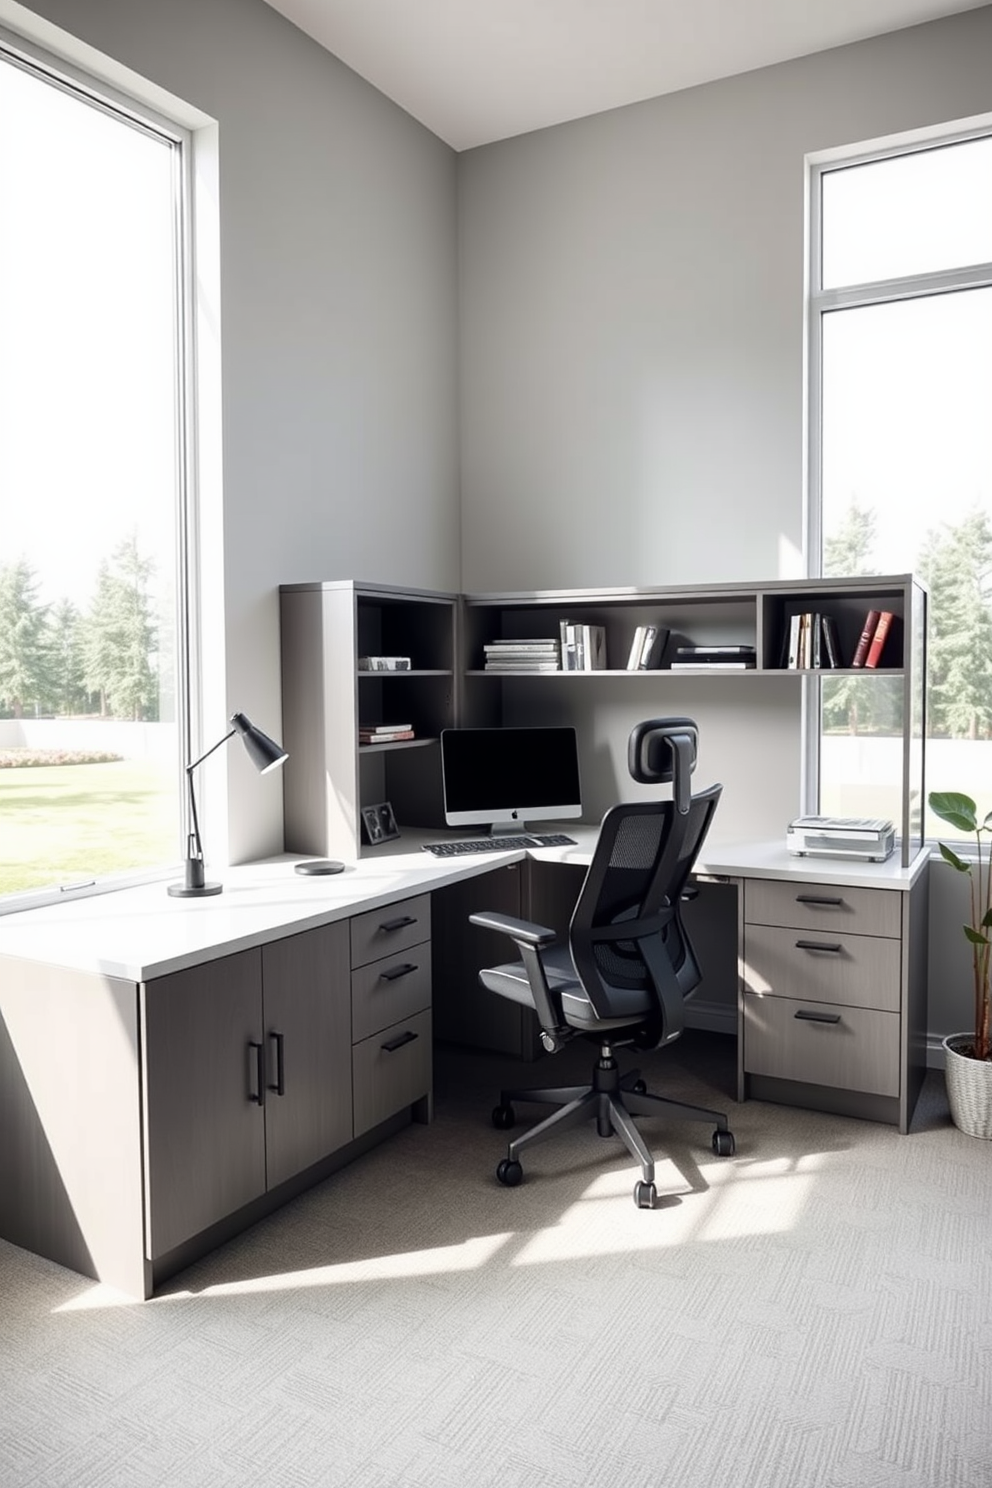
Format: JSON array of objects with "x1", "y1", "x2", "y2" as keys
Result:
[{"x1": 786, "y1": 815, "x2": 896, "y2": 863}]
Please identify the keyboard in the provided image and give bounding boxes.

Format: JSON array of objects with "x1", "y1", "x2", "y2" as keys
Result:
[{"x1": 422, "y1": 833, "x2": 576, "y2": 857}]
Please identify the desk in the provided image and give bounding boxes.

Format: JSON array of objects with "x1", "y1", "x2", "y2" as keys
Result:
[{"x1": 0, "y1": 830, "x2": 928, "y2": 1297}]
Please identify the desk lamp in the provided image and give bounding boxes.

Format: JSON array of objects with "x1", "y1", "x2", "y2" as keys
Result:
[{"x1": 168, "y1": 711, "x2": 288, "y2": 898}]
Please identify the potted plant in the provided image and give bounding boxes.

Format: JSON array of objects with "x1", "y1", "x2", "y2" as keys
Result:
[{"x1": 929, "y1": 790, "x2": 992, "y2": 1138}]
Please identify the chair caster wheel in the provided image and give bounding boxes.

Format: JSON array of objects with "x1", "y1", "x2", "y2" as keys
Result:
[
  {"x1": 634, "y1": 1180, "x2": 657, "y2": 1209},
  {"x1": 496, "y1": 1158, "x2": 523, "y2": 1187},
  {"x1": 712, "y1": 1129, "x2": 736, "y2": 1157},
  {"x1": 632, "y1": 1080, "x2": 647, "y2": 1095},
  {"x1": 492, "y1": 1103, "x2": 516, "y2": 1130}
]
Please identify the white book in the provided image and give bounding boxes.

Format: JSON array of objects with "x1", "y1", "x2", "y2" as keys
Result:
[
  {"x1": 580, "y1": 624, "x2": 607, "y2": 671},
  {"x1": 626, "y1": 625, "x2": 646, "y2": 670}
]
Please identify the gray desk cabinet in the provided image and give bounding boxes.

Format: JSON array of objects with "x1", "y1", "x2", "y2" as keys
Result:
[
  {"x1": 738, "y1": 864, "x2": 929, "y2": 1131},
  {"x1": 143, "y1": 920, "x2": 352, "y2": 1260},
  {"x1": 350, "y1": 894, "x2": 432, "y2": 1136}
]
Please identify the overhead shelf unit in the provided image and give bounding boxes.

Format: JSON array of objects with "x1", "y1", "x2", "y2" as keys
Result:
[{"x1": 459, "y1": 574, "x2": 926, "y2": 866}]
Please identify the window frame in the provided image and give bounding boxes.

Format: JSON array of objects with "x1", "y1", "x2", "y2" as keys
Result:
[
  {"x1": 0, "y1": 27, "x2": 201, "y2": 914},
  {"x1": 805, "y1": 121, "x2": 992, "y2": 826}
]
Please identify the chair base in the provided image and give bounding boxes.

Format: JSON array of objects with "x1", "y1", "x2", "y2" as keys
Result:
[{"x1": 495, "y1": 1043, "x2": 733, "y2": 1191}]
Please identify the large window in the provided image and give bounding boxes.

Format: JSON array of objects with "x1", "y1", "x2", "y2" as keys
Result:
[
  {"x1": 0, "y1": 38, "x2": 194, "y2": 908},
  {"x1": 810, "y1": 130, "x2": 992, "y2": 840}
]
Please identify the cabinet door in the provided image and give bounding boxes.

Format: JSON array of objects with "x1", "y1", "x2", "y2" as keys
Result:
[
  {"x1": 142, "y1": 949, "x2": 266, "y2": 1260},
  {"x1": 261, "y1": 921, "x2": 352, "y2": 1190}
]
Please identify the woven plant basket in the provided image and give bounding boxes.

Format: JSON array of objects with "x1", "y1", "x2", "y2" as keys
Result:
[{"x1": 943, "y1": 1034, "x2": 992, "y2": 1139}]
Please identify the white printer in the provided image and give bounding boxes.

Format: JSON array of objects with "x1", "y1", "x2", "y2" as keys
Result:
[{"x1": 786, "y1": 815, "x2": 896, "y2": 863}]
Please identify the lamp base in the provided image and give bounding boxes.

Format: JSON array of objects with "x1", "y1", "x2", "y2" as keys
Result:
[
  {"x1": 168, "y1": 880, "x2": 223, "y2": 897},
  {"x1": 295, "y1": 859, "x2": 346, "y2": 876}
]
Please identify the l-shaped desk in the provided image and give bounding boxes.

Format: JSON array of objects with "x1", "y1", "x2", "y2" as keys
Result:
[{"x1": 0, "y1": 827, "x2": 928, "y2": 1299}]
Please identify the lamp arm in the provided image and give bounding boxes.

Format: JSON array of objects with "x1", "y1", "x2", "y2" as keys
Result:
[{"x1": 186, "y1": 726, "x2": 236, "y2": 775}]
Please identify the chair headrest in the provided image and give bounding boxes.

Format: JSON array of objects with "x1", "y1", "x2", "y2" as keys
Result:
[{"x1": 627, "y1": 718, "x2": 698, "y2": 815}]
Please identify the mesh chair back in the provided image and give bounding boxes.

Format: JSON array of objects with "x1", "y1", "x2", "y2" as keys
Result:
[{"x1": 567, "y1": 784, "x2": 722, "y2": 1030}]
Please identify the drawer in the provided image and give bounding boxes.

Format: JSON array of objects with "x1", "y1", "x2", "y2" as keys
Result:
[
  {"x1": 744, "y1": 922, "x2": 900, "y2": 1013},
  {"x1": 743, "y1": 991, "x2": 899, "y2": 1097},
  {"x1": 353, "y1": 1009, "x2": 432, "y2": 1137},
  {"x1": 745, "y1": 878, "x2": 901, "y2": 939},
  {"x1": 350, "y1": 894, "x2": 431, "y2": 969},
  {"x1": 352, "y1": 943, "x2": 431, "y2": 1042}
]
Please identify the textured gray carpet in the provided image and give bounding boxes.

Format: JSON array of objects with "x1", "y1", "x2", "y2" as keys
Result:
[{"x1": 1, "y1": 1032, "x2": 989, "y2": 1488}]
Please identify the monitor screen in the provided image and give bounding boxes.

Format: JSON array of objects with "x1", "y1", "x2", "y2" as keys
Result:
[{"x1": 440, "y1": 726, "x2": 582, "y2": 832}]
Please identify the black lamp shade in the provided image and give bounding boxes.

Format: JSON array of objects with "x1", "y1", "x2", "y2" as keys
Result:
[{"x1": 231, "y1": 711, "x2": 289, "y2": 774}]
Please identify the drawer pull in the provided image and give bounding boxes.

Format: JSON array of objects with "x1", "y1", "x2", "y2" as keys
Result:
[
  {"x1": 380, "y1": 915, "x2": 417, "y2": 933},
  {"x1": 795, "y1": 894, "x2": 844, "y2": 908},
  {"x1": 794, "y1": 1009, "x2": 842, "y2": 1024},
  {"x1": 249, "y1": 1040, "x2": 266, "y2": 1105},
  {"x1": 269, "y1": 1031, "x2": 286, "y2": 1096},
  {"x1": 381, "y1": 1029, "x2": 419, "y2": 1053},
  {"x1": 795, "y1": 939, "x2": 843, "y2": 954},
  {"x1": 379, "y1": 961, "x2": 418, "y2": 982}
]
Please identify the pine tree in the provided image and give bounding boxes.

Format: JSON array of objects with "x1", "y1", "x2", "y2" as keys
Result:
[
  {"x1": 0, "y1": 559, "x2": 52, "y2": 718},
  {"x1": 822, "y1": 498, "x2": 878, "y2": 735},
  {"x1": 81, "y1": 535, "x2": 158, "y2": 720},
  {"x1": 46, "y1": 599, "x2": 90, "y2": 717},
  {"x1": 919, "y1": 510, "x2": 992, "y2": 739}
]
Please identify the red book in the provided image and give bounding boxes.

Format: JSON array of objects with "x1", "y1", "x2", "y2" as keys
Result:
[
  {"x1": 864, "y1": 611, "x2": 894, "y2": 668},
  {"x1": 851, "y1": 609, "x2": 880, "y2": 667}
]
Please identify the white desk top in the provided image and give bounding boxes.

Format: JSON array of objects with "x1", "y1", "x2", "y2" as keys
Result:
[{"x1": 0, "y1": 828, "x2": 929, "y2": 984}]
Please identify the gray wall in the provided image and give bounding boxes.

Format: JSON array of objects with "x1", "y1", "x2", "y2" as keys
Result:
[
  {"x1": 457, "y1": 6, "x2": 992, "y2": 593},
  {"x1": 3, "y1": 0, "x2": 459, "y2": 861}
]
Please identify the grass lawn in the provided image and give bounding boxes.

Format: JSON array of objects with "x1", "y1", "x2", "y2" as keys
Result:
[{"x1": 0, "y1": 760, "x2": 176, "y2": 895}]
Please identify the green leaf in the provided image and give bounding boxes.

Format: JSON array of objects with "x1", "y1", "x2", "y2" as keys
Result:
[
  {"x1": 937, "y1": 842, "x2": 970, "y2": 873},
  {"x1": 929, "y1": 791, "x2": 978, "y2": 833},
  {"x1": 963, "y1": 925, "x2": 990, "y2": 946}
]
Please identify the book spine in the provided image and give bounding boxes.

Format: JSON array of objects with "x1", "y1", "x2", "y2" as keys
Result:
[
  {"x1": 820, "y1": 614, "x2": 840, "y2": 668},
  {"x1": 786, "y1": 614, "x2": 801, "y2": 669},
  {"x1": 811, "y1": 612, "x2": 821, "y2": 669},
  {"x1": 864, "y1": 610, "x2": 894, "y2": 668},
  {"x1": 851, "y1": 610, "x2": 881, "y2": 667},
  {"x1": 638, "y1": 624, "x2": 658, "y2": 669},
  {"x1": 626, "y1": 625, "x2": 646, "y2": 670}
]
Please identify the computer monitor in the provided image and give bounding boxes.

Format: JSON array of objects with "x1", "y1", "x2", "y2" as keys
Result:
[{"x1": 440, "y1": 726, "x2": 582, "y2": 834}]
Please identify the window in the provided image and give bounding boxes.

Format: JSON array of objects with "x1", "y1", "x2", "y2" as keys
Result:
[
  {"x1": 0, "y1": 38, "x2": 194, "y2": 908},
  {"x1": 810, "y1": 130, "x2": 992, "y2": 841}
]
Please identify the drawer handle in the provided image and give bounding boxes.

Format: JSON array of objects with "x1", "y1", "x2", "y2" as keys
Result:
[
  {"x1": 380, "y1": 961, "x2": 418, "y2": 982},
  {"x1": 795, "y1": 939, "x2": 843, "y2": 954},
  {"x1": 268, "y1": 1031, "x2": 286, "y2": 1096},
  {"x1": 794, "y1": 1009, "x2": 842, "y2": 1024},
  {"x1": 249, "y1": 1039, "x2": 266, "y2": 1105},
  {"x1": 795, "y1": 894, "x2": 844, "y2": 908},
  {"x1": 381, "y1": 1030, "x2": 419, "y2": 1053},
  {"x1": 380, "y1": 915, "x2": 417, "y2": 932}
]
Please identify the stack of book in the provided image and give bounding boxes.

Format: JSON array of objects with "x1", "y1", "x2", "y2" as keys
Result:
[
  {"x1": 559, "y1": 621, "x2": 608, "y2": 671},
  {"x1": 359, "y1": 723, "x2": 415, "y2": 744},
  {"x1": 783, "y1": 613, "x2": 842, "y2": 669},
  {"x1": 670, "y1": 644, "x2": 757, "y2": 670},
  {"x1": 483, "y1": 638, "x2": 561, "y2": 672},
  {"x1": 625, "y1": 624, "x2": 669, "y2": 670},
  {"x1": 851, "y1": 609, "x2": 894, "y2": 668}
]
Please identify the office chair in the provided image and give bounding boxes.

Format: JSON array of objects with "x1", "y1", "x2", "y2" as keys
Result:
[{"x1": 469, "y1": 717, "x2": 735, "y2": 1209}]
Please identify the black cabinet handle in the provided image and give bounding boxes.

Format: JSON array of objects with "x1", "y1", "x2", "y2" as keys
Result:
[
  {"x1": 794, "y1": 1009, "x2": 842, "y2": 1024},
  {"x1": 249, "y1": 1040, "x2": 266, "y2": 1105},
  {"x1": 269, "y1": 1031, "x2": 285, "y2": 1096},
  {"x1": 380, "y1": 915, "x2": 417, "y2": 932},
  {"x1": 795, "y1": 939, "x2": 843, "y2": 954},
  {"x1": 381, "y1": 1030, "x2": 418, "y2": 1053},
  {"x1": 795, "y1": 894, "x2": 844, "y2": 908},
  {"x1": 379, "y1": 962, "x2": 418, "y2": 982}
]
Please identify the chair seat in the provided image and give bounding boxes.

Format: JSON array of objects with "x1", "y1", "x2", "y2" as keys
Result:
[{"x1": 479, "y1": 940, "x2": 656, "y2": 1032}]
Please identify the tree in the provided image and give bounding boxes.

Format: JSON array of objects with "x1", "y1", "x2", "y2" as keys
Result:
[
  {"x1": 81, "y1": 534, "x2": 158, "y2": 721},
  {"x1": 918, "y1": 510, "x2": 992, "y2": 739},
  {"x1": 0, "y1": 559, "x2": 52, "y2": 718},
  {"x1": 46, "y1": 600, "x2": 90, "y2": 717},
  {"x1": 822, "y1": 498, "x2": 881, "y2": 735}
]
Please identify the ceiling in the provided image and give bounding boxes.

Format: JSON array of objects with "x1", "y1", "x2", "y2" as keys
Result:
[{"x1": 260, "y1": 0, "x2": 988, "y2": 151}]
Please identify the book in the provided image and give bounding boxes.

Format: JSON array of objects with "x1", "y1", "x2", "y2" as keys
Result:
[
  {"x1": 864, "y1": 610, "x2": 894, "y2": 668},
  {"x1": 579, "y1": 624, "x2": 607, "y2": 671},
  {"x1": 851, "y1": 609, "x2": 881, "y2": 667},
  {"x1": 669, "y1": 660, "x2": 756, "y2": 670},
  {"x1": 820, "y1": 614, "x2": 841, "y2": 668},
  {"x1": 360, "y1": 723, "x2": 412, "y2": 734},
  {"x1": 786, "y1": 614, "x2": 801, "y2": 669},
  {"x1": 626, "y1": 625, "x2": 647, "y2": 670},
  {"x1": 560, "y1": 620, "x2": 578, "y2": 672},
  {"x1": 359, "y1": 728, "x2": 415, "y2": 743},
  {"x1": 638, "y1": 625, "x2": 668, "y2": 669}
]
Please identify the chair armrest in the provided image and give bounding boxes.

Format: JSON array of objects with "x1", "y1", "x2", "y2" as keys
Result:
[{"x1": 468, "y1": 911, "x2": 557, "y2": 947}]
